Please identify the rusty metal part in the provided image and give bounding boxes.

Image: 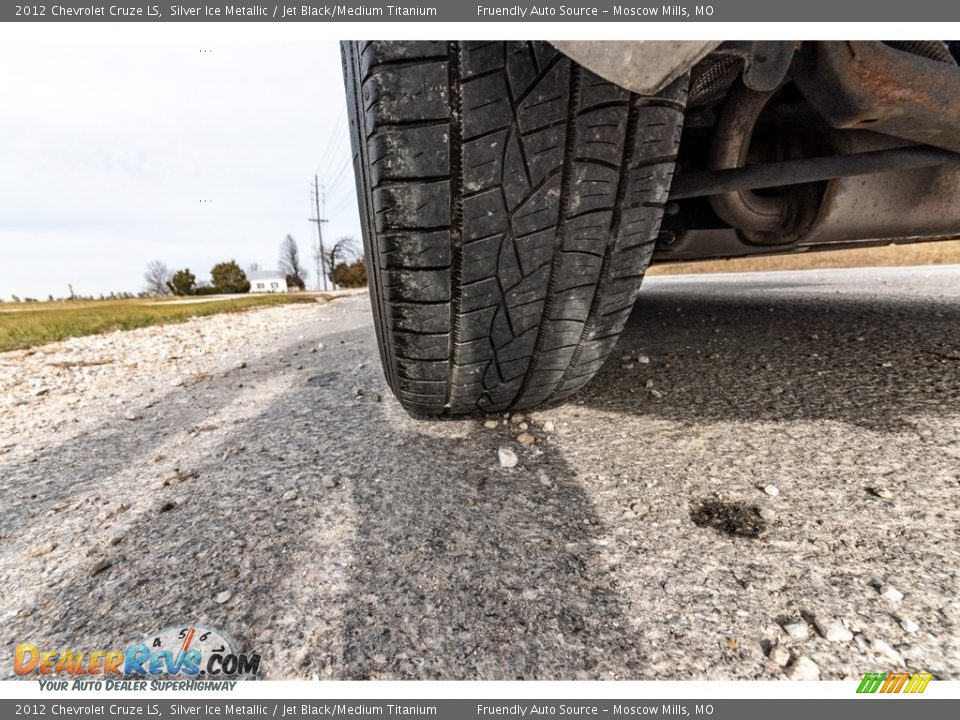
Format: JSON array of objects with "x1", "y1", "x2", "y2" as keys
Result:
[
  {"x1": 792, "y1": 41, "x2": 960, "y2": 152},
  {"x1": 670, "y1": 145, "x2": 960, "y2": 200},
  {"x1": 551, "y1": 41, "x2": 718, "y2": 95},
  {"x1": 654, "y1": 132, "x2": 960, "y2": 263},
  {"x1": 707, "y1": 80, "x2": 819, "y2": 244}
]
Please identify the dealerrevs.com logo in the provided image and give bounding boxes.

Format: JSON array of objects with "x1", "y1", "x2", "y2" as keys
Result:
[{"x1": 14, "y1": 626, "x2": 260, "y2": 689}]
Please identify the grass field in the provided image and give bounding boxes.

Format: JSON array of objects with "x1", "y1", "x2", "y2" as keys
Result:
[
  {"x1": 0, "y1": 294, "x2": 321, "y2": 353},
  {"x1": 647, "y1": 239, "x2": 960, "y2": 276}
]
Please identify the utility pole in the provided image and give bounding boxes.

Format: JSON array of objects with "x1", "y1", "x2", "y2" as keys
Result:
[{"x1": 309, "y1": 174, "x2": 329, "y2": 291}]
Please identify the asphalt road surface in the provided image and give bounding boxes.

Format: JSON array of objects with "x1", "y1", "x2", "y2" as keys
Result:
[{"x1": 2, "y1": 265, "x2": 958, "y2": 681}]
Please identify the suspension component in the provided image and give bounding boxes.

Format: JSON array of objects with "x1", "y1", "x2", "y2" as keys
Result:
[{"x1": 706, "y1": 79, "x2": 821, "y2": 245}]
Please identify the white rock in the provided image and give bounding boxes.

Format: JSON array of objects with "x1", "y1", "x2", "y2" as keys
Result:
[
  {"x1": 786, "y1": 656, "x2": 820, "y2": 680},
  {"x1": 897, "y1": 617, "x2": 919, "y2": 633},
  {"x1": 510, "y1": 414, "x2": 525, "y2": 425},
  {"x1": 650, "y1": 389, "x2": 663, "y2": 399},
  {"x1": 215, "y1": 591, "x2": 232, "y2": 604},
  {"x1": 282, "y1": 489, "x2": 299, "y2": 502},
  {"x1": 542, "y1": 420, "x2": 555, "y2": 433},
  {"x1": 637, "y1": 354, "x2": 650, "y2": 364},
  {"x1": 879, "y1": 584, "x2": 904, "y2": 601},
  {"x1": 782, "y1": 622, "x2": 809, "y2": 640},
  {"x1": 759, "y1": 508, "x2": 777, "y2": 522},
  {"x1": 813, "y1": 616, "x2": 853, "y2": 643},
  {"x1": 764, "y1": 485, "x2": 779, "y2": 497},
  {"x1": 498, "y1": 447, "x2": 518, "y2": 468},
  {"x1": 483, "y1": 419, "x2": 499, "y2": 429},
  {"x1": 870, "y1": 638, "x2": 905, "y2": 666},
  {"x1": 768, "y1": 646, "x2": 791, "y2": 667}
]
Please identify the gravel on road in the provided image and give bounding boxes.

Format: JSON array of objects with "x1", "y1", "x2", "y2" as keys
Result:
[{"x1": 1, "y1": 266, "x2": 958, "y2": 681}]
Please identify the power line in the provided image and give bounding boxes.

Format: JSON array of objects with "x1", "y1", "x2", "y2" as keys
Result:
[
  {"x1": 324, "y1": 155, "x2": 353, "y2": 197},
  {"x1": 315, "y1": 108, "x2": 347, "y2": 179},
  {"x1": 328, "y1": 185, "x2": 358, "y2": 216}
]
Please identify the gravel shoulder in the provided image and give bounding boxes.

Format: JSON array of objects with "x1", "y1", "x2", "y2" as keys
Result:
[{"x1": 1, "y1": 267, "x2": 958, "y2": 681}]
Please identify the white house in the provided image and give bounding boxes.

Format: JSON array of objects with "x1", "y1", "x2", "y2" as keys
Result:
[{"x1": 248, "y1": 270, "x2": 288, "y2": 294}]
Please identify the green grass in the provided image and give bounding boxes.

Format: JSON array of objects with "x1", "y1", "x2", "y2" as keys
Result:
[
  {"x1": 647, "y1": 239, "x2": 960, "y2": 276},
  {"x1": 0, "y1": 294, "x2": 321, "y2": 353}
]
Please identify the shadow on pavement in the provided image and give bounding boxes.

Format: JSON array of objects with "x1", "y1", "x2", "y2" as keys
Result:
[{"x1": 576, "y1": 286, "x2": 960, "y2": 431}]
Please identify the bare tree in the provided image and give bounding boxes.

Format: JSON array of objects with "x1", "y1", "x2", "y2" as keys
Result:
[
  {"x1": 325, "y1": 236, "x2": 358, "y2": 289},
  {"x1": 279, "y1": 235, "x2": 308, "y2": 288},
  {"x1": 143, "y1": 260, "x2": 172, "y2": 296}
]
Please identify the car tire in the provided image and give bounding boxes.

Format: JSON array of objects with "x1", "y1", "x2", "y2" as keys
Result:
[{"x1": 342, "y1": 40, "x2": 687, "y2": 415}]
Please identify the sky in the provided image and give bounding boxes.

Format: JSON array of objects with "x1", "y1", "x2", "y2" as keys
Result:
[{"x1": 0, "y1": 32, "x2": 358, "y2": 299}]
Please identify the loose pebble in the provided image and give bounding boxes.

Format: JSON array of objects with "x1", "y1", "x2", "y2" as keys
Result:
[
  {"x1": 782, "y1": 622, "x2": 809, "y2": 640},
  {"x1": 321, "y1": 475, "x2": 339, "y2": 489},
  {"x1": 517, "y1": 432, "x2": 535, "y2": 447},
  {"x1": 483, "y1": 420, "x2": 499, "y2": 429},
  {"x1": 215, "y1": 591, "x2": 232, "y2": 604},
  {"x1": 813, "y1": 616, "x2": 853, "y2": 643},
  {"x1": 27, "y1": 542, "x2": 57, "y2": 558},
  {"x1": 542, "y1": 420, "x2": 555, "y2": 433},
  {"x1": 786, "y1": 656, "x2": 820, "y2": 680},
  {"x1": 90, "y1": 558, "x2": 113, "y2": 577},
  {"x1": 282, "y1": 489, "x2": 299, "y2": 502},
  {"x1": 870, "y1": 638, "x2": 905, "y2": 666},
  {"x1": 764, "y1": 485, "x2": 779, "y2": 497},
  {"x1": 897, "y1": 617, "x2": 920, "y2": 633},
  {"x1": 879, "y1": 584, "x2": 904, "y2": 601},
  {"x1": 768, "y1": 646, "x2": 791, "y2": 667},
  {"x1": 498, "y1": 447, "x2": 518, "y2": 468}
]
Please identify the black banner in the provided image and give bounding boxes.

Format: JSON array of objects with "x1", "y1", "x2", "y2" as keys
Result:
[
  {"x1": 4, "y1": 0, "x2": 960, "y2": 22},
  {"x1": 3, "y1": 699, "x2": 959, "y2": 719}
]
